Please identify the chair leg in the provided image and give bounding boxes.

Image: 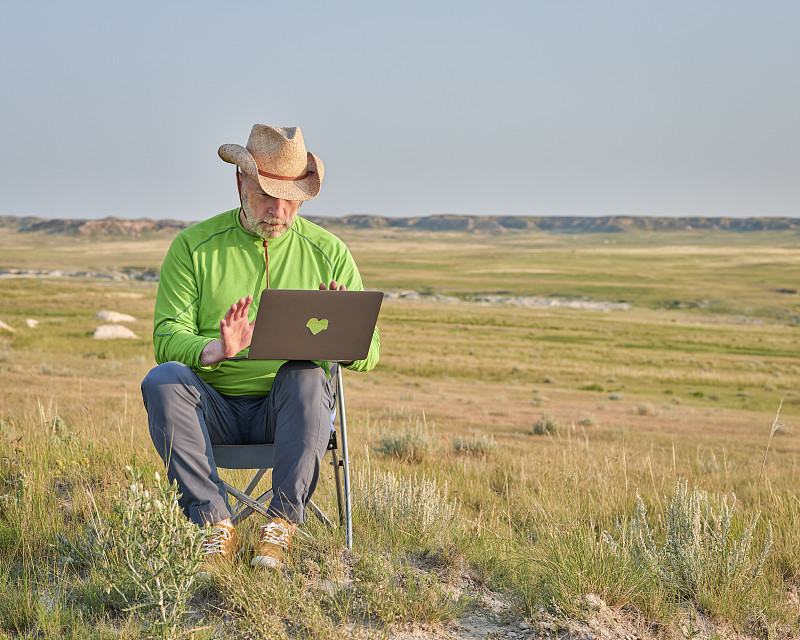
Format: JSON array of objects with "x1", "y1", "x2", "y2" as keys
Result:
[
  {"x1": 331, "y1": 447, "x2": 346, "y2": 525},
  {"x1": 230, "y1": 468, "x2": 268, "y2": 520},
  {"x1": 242, "y1": 469, "x2": 267, "y2": 499},
  {"x1": 231, "y1": 488, "x2": 274, "y2": 526},
  {"x1": 336, "y1": 366, "x2": 353, "y2": 550},
  {"x1": 225, "y1": 483, "x2": 271, "y2": 519}
]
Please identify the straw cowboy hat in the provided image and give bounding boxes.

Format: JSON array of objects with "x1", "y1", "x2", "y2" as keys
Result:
[{"x1": 218, "y1": 125, "x2": 324, "y2": 201}]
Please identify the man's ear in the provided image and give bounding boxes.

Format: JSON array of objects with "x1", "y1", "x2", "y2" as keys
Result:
[{"x1": 235, "y1": 170, "x2": 246, "y2": 211}]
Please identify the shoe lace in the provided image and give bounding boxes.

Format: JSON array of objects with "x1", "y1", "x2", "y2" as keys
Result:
[
  {"x1": 202, "y1": 525, "x2": 233, "y2": 556},
  {"x1": 258, "y1": 521, "x2": 291, "y2": 550}
]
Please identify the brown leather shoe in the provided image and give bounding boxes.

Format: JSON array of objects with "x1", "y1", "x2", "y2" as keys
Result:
[
  {"x1": 198, "y1": 522, "x2": 240, "y2": 578},
  {"x1": 251, "y1": 516, "x2": 293, "y2": 570}
]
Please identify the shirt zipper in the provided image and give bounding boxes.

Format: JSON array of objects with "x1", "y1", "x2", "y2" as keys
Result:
[{"x1": 264, "y1": 240, "x2": 269, "y2": 289}]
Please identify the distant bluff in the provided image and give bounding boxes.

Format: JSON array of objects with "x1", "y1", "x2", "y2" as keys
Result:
[
  {"x1": 1, "y1": 214, "x2": 798, "y2": 236},
  {"x1": 0, "y1": 216, "x2": 189, "y2": 237},
  {"x1": 317, "y1": 214, "x2": 800, "y2": 233}
]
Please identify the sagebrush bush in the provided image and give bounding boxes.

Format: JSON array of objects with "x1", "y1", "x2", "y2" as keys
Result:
[
  {"x1": 58, "y1": 467, "x2": 206, "y2": 639},
  {"x1": 532, "y1": 413, "x2": 562, "y2": 435},
  {"x1": 633, "y1": 402, "x2": 658, "y2": 416},
  {"x1": 353, "y1": 462, "x2": 460, "y2": 547},
  {"x1": 452, "y1": 431, "x2": 496, "y2": 456},
  {"x1": 376, "y1": 416, "x2": 436, "y2": 462},
  {"x1": 605, "y1": 480, "x2": 773, "y2": 610}
]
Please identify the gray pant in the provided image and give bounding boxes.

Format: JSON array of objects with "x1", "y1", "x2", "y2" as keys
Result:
[{"x1": 141, "y1": 360, "x2": 336, "y2": 526}]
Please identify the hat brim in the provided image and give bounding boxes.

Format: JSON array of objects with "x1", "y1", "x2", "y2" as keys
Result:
[{"x1": 218, "y1": 144, "x2": 324, "y2": 202}]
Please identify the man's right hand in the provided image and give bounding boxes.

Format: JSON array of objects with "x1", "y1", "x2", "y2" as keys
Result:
[{"x1": 200, "y1": 295, "x2": 255, "y2": 366}]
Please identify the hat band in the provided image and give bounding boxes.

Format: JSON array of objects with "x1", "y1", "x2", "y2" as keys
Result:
[{"x1": 257, "y1": 167, "x2": 314, "y2": 181}]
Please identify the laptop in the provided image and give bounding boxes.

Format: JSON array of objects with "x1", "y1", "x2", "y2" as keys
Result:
[{"x1": 246, "y1": 289, "x2": 383, "y2": 362}]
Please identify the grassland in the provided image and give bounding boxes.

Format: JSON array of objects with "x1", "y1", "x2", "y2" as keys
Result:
[{"x1": 1, "y1": 223, "x2": 799, "y2": 639}]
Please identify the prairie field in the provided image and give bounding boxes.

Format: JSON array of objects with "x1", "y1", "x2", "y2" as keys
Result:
[{"x1": 1, "y1": 222, "x2": 799, "y2": 639}]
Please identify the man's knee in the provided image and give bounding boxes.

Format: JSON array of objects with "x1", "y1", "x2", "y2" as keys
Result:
[
  {"x1": 276, "y1": 360, "x2": 324, "y2": 378},
  {"x1": 141, "y1": 361, "x2": 206, "y2": 436},
  {"x1": 142, "y1": 363, "x2": 197, "y2": 455},
  {"x1": 141, "y1": 361, "x2": 202, "y2": 407},
  {"x1": 142, "y1": 361, "x2": 190, "y2": 394},
  {"x1": 274, "y1": 361, "x2": 330, "y2": 398}
]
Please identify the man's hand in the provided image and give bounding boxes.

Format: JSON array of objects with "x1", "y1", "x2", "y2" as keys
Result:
[
  {"x1": 319, "y1": 280, "x2": 346, "y2": 291},
  {"x1": 319, "y1": 281, "x2": 353, "y2": 366},
  {"x1": 220, "y1": 296, "x2": 255, "y2": 356},
  {"x1": 200, "y1": 295, "x2": 255, "y2": 366}
]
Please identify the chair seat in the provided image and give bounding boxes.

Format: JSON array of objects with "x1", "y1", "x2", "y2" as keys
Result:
[
  {"x1": 209, "y1": 367, "x2": 353, "y2": 548},
  {"x1": 212, "y1": 444, "x2": 275, "y2": 470}
]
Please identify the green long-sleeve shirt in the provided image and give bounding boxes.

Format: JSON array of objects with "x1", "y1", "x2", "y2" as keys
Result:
[{"x1": 153, "y1": 208, "x2": 380, "y2": 395}]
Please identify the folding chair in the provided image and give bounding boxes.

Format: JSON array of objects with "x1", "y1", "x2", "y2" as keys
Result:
[{"x1": 210, "y1": 366, "x2": 354, "y2": 549}]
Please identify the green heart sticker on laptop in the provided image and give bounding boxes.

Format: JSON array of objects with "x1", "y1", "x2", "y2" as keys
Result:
[{"x1": 306, "y1": 318, "x2": 329, "y2": 335}]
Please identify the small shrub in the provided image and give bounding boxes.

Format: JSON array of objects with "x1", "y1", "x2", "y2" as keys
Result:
[
  {"x1": 578, "y1": 383, "x2": 604, "y2": 392},
  {"x1": 608, "y1": 392, "x2": 623, "y2": 401},
  {"x1": 532, "y1": 414, "x2": 562, "y2": 435},
  {"x1": 605, "y1": 480, "x2": 773, "y2": 610},
  {"x1": 48, "y1": 415, "x2": 76, "y2": 445},
  {"x1": 39, "y1": 364, "x2": 72, "y2": 377},
  {"x1": 452, "y1": 432, "x2": 497, "y2": 456},
  {"x1": 577, "y1": 415, "x2": 597, "y2": 427},
  {"x1": 377, "y1": 417, "x2": 435, "y2": 463},
  {"x1": 58, "y1": 468, "x2": 206, "y2": 639},
  {"x1": 353, "y1": 464, "x2": 460, "y2": 546},
  {"x1": 633, "y1": 403, "x2": 657, "y2": 417}
]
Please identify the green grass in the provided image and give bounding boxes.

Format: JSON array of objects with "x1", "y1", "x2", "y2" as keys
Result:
[{"x1": 1, "y1": 224, "x2": 800, "y2": 637}]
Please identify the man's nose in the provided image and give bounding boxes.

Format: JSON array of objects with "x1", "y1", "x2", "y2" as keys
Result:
[{"x1": 271, "y1": 198, "x2": 290, "y2": 215}]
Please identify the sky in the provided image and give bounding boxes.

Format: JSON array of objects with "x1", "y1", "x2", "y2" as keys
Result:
[{"x1": 1, "y1": 1, "x2": 798, "y2": 221}]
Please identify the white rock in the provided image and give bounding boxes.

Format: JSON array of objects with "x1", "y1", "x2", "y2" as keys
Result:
[
  {"x1": 25, "y1": 318, "x2": 39, "y2": 328},
  {"x1": 0, "y1": 319, "x2": 15, "y2": 332},
  {"x1": 93, "y1": 324, "x2": 138, "y2": 339},
  {"x1": 95, "y1": 310, "x2": 136, "y2": 323}
]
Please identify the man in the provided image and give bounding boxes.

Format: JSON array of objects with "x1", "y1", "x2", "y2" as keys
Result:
[{"x1": 141, "y1": 124, "x2": 380, "y2": 573}]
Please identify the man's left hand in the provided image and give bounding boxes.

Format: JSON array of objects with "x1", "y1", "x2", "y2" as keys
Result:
[
  {"x1": 319, "y1": 281, "x2": 353, "y2": 365},
  {"x1": 319, "y1": 280, "x2": 346, "y2": 291}
]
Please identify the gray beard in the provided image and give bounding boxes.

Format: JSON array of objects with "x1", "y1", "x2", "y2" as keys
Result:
[{"x1": 241, "y1": 194, "x2": 294, "y2": 240}]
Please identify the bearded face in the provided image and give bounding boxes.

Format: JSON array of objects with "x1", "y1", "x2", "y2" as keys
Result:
[{"x1": 239, "y1": 174, "x2": 302, "y2": 240}]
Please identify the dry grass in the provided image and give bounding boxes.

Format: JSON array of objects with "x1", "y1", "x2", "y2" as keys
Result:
[{"x1": 1, "y1": 224, "x2": 800, "y2": 637}]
